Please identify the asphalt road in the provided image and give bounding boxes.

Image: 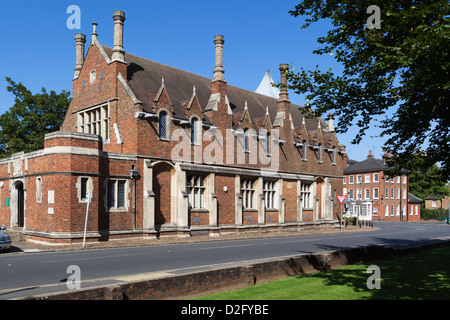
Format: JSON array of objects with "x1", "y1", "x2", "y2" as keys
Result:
[{"x1": 1, "y1": 221, "x2": 449, "y2": 300}]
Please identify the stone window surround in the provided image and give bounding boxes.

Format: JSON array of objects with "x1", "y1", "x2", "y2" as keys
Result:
[
  {"x1": 105, "y1": 178, "x2": 129, "y2": 212},
  {"x1": 77, "y1": 103, "x2": 110, "y2": 142},
  {"x1": 187, "y1": 174, "x2": 206, "y2": 209},
  {"x1": 263, "y1": 179, "x2": 277, "y2": 209},
  {"x1": 36, "y1": 176, "x2": 42, "y2": 203},
  {"x1": 76, "y1": 176, "x2": 94, "y2": 204},
  {"x1": 158, "y1": 109, "x2": 171, "y2": 141}
]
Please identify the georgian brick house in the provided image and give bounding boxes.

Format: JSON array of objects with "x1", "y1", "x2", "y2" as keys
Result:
[
  {"x1": 0, "y1": 11, "x2": 347, "y2": 244},
  {"x1": 343, "y1": 151, "x2": 422, "y2": 221}
]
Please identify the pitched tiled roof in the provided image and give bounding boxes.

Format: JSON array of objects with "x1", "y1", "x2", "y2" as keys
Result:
[
  {"x1": 102, "y1": 46, "x2": 327, "y2": 131},
  {"x1": 343, "y1": 157, "x2": 388, "y2": 173},
  {"x1": 408, "y1": 193, "x2": 423, "y2": 203}
]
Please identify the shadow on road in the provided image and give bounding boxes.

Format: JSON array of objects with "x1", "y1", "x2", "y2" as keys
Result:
[{"x1": 293, "y1": 244, "x2": 450, "y2": 299}]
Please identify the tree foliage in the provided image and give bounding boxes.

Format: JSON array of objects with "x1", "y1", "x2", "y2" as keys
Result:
[
  {"x1": 0, "y1": 77, "x2": 71, "y2": 157},
  {"x1": 284, "y1": 0, "x2": 449, "y2": 179},
  {"x1": 408, "y1": 152, "x2": 450, "y2": 201}
]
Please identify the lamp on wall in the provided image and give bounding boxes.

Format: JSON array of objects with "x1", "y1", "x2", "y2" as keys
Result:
[{"x1": 129, "y1": 166, "x2": 140, "y2": 230}]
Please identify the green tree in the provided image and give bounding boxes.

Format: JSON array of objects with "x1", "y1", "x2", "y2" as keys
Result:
[
  {"x1": 408, "y1": 152, "x2": 450, "y2": 201},
  {"x1": 0, "y1": 77, "x2": 71, "y2": 157},
  {"x1": 283, "y1": 0, "x2": 449, "y2": 179}
]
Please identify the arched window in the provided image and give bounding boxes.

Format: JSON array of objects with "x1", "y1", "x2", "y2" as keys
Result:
[
  {"x1": 191, "y1": 117, "x2": 198, "y2": 145},
  {"x1": 36, "y1": 177, "x2": 42, "y2": 202},
  {"x1": 159, "y1": 111, "x2": 168, "y2": 140},
  {"x1": 332, "y1": 146, "x2": 336, "y2": 164},
  {"x1": 266, "y1": 132, "x2": 271, "y2": 155},
  {"x1": 243, "y1": 128, "x2": 249, "y2": 152},
  {"x1": 318, "y1": 143, "x2": 322, "y2": 163},
  {"x1": 302, "y1": 140, "x2": 307, "y2": 160}
]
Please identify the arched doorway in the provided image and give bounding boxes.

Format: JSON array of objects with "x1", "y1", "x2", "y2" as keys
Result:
[{"x1": 14, "y1": 181, "x2": 25, "y2": 228}]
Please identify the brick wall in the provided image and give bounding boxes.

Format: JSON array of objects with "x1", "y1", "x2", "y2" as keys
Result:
[{"x1": 0, "y1": 22, "x2": 348, "y2": 243}]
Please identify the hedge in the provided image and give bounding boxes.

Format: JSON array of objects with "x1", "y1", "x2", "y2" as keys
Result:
[{"x1": 421, "y1": 208, "x2": 449, "y2": 221}]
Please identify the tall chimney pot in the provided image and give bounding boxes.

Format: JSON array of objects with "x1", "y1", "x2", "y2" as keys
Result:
[
  {"x1": 74, "y1": 33, "x2": 86, "y2": 79},
  {"x1": 213, "y1": 35, "x2": 225, "y2": 82},
  {"x1": 327, "y1": 112, "x2": 335, "y2": 131},
  {"x1": 91, "y1": 22, "x2": 98, "y2": 42},
  {"x1": 112, "y1": 10, "x2": 126, "y2": 62},
  {"x1": 278, "y1": 64, "x2": 290, "y2": 102}
]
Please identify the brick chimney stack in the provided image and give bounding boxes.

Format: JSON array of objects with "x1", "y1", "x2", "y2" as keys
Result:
[
  {"x1": 74, "y1": 33, "x2": 86, "y2": 79},
  {"x1": 273, "y1": 63, "x2": 294, "y2": 144},
  {"x1": 278, "y1": 64, "x2": 290, "y2": 104},
  {"x1": 112, "y1": 10, "x2": 126, "y2": 62},
  {"x1": 205, "y1": 34, "x2": 232, "y2": 130},
  {"x1": 368, "y1": 150, "x2": 374, "y2": 158},
  {"x1": 274, "y1": 63, "x2": 292, "y2": 121},
  {"x1": 207, "y1": 34, "x2": 229, "y2": 112}
]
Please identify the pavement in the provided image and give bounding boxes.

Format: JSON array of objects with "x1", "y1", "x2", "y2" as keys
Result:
[{"x1": 4, "y1": 224, "x2": 375, "y2": 254}]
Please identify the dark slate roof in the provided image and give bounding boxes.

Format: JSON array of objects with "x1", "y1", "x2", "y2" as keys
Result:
[
  {"x1": 102, "y1": 46, "x2": 327, "y2": 131},
  {"x1": 347, "y1": 159, "x2": 359, "y2": 166},
  {"x1": 408, "y1": 193, "x2": 423, "y2": 203},
  {"x1": 343, "y1": 157, "x2": 388, "y2": 174}
]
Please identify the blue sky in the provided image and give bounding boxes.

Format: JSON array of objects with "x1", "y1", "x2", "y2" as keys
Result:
[{"x1": 0, "y1": 0, "x2": 387, "y2": 162}]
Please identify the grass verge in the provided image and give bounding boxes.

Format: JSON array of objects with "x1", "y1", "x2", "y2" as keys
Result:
[{"x1": 194, "y1": 246, "x2": 450, "y2": 300}]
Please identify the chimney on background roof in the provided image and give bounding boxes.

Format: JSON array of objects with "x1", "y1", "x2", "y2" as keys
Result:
[
  {"x1": 383, "y1": 149, "x2": 394, "y2": 162},
  {"x1": 213, "y1": 35, "x2": 225, "y2": 83},
  {"x1": 368, "y1": 150, "x2": 374, "y2": 158},
  {"x1": 112, "y1": 10, "x2": 126, "y2": 62},
  {"x1": 74, "y1": 33, "x2": 86, "y2": 79}
]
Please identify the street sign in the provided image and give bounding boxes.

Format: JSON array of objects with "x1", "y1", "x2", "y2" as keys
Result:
[
  {"x1": 83, "y1": 191, "x2": 91, "y2": 248},
  {"x1": 337, "y1": 195, "x2": 346, "y2": 204}
]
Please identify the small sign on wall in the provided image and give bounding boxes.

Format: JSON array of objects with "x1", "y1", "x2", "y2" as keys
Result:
[{"x1": 5, "y1": 197, "x2": 10, "y2": 207}]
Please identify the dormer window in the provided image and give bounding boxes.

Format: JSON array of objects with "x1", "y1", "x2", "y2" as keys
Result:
[
  {"x1": 332, "y1": 146, "x2": 336, "y2": 164},
  {"x1": 159, "y1": 111, "x2": 168, "y2": 140},
  {"x1": 191, "y1": 117, "x2": 199, "y2": 145},
  {"x1": 317, "y1": 143, "x2": 322, "y2": 163},
  {"x1": 302, "y1": 140, "x2": 307, "y2": 161},
  {"x1": 266, "y1": 132, "x2": 271, "y2": 155},
  {"x1": 243, "y1": 128, "x2": 249, "y2": 152}
]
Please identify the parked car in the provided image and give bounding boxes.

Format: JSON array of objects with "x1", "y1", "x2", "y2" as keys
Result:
[{"x1": 0, "y1": 226, "x2": 11, "y2": 252}]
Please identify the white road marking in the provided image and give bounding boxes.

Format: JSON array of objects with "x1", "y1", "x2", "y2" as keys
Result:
[{"x1": 190, "y1": 243, "x2": 253, "y2": 251}]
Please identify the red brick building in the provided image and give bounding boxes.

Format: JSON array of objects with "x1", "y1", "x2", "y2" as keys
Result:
[
  {"x1": 343, "y1": 151, "x2": 422, "y2": 221},
  {"x1": 0, "y1": 11, "x2": 347, "y2": 245},
  {"x1": 425, "y1": 195, "x2": 450, "y2": 210}
]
